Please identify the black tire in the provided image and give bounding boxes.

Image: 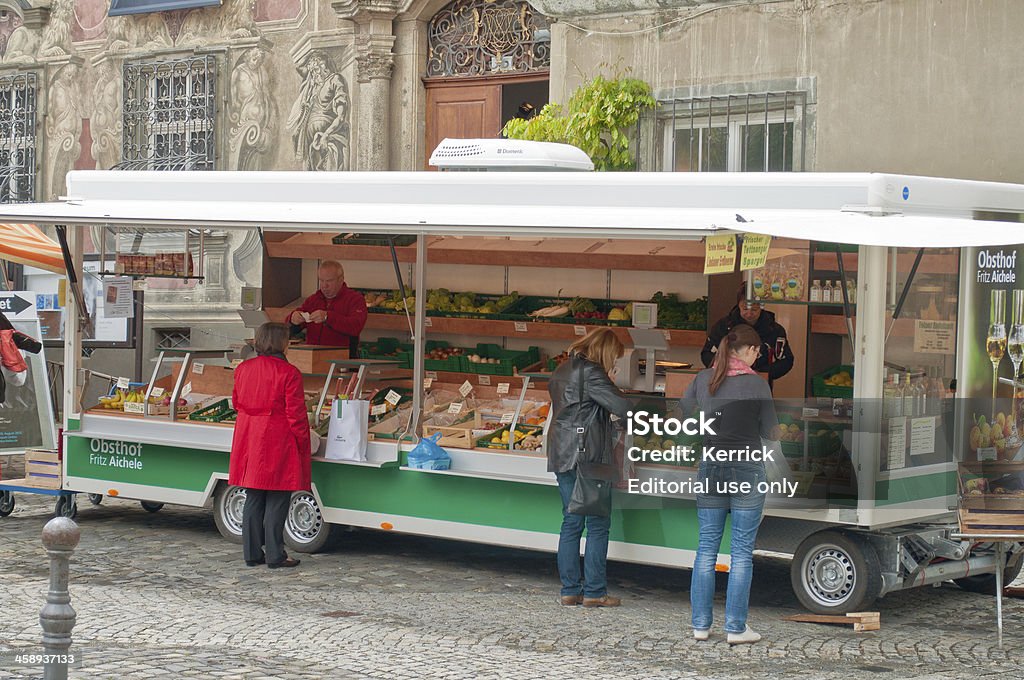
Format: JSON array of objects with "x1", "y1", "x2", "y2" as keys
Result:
[
  {"x1": 140, "y1": 501, "x2": 164, "y2": 513},
  {"x1": 54, "y1": 495, "x2": 78, "y2": 520},
  {"x1": 791, "y1": 530, "x2": 882, "y2": 614},
  {"x1": 283, "y1": 490, "x2": 336, "y2": 554},
  {"x1": 212, "y1": 484, "x2": 246, "y2": 544},
  {"x1": 87, "y1": 493, "x2": 103, "y2": 506},
  {"x1": 955, "y1": 550, "x2": 1024, "y2": 594},
  {"x1": 0, "y1": 491, "x2": 14, "y2": 517}
]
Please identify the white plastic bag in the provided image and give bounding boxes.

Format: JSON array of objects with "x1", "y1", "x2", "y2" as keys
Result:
[
  {"x1": 325, "y1": 399, "x2": 369, "y2": 461},
  {"x1": 1, "y1": 363, "x2": 26, "y2": 388}
]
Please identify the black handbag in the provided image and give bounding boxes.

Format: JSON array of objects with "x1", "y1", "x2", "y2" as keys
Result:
[{"x1": 567, "y1": 357, "x2": 614, "y2": 517}]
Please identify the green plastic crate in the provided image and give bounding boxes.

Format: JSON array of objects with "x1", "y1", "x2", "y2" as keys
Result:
[
  {"x1": 519, "y1": 296, "x2": 633, "y2": 326},
  {"x1": 812, "y1": 365, "x2": 854, "y2": 399},
  {"x1": 332, "y1": 233, "x2": 417, "y2": 247},
  {"x1": 461, "y1": 344, "x2": 540, "y2": 376},
  {"x1": 358, "y1": 337, "x2": 412, "y2": 368}
]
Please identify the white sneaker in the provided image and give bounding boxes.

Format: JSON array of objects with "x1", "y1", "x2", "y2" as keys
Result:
[
  {"x1": 727, "y1": 626, "x2": 761, "y2": 645},
  {"x1": 693, "y1": 629, "x2": 710, "y2": 641}
]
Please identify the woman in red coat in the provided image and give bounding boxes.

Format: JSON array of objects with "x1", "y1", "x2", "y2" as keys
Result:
[{"x1": 229, "y1": 322, "x2": 311, "y2": 569}]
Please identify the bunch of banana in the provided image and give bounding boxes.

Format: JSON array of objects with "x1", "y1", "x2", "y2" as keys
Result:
[
  {"x1": 529, "y1": 305, "x2": 570, "y2": 318},
  {"x1": 99, "y1": 389, "x2": 127, "y2": 410}
]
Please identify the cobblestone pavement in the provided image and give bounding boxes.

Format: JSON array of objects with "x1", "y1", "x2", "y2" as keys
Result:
[{"x1": 1, "y1": 467, "x2": 1022, "y2": 678}]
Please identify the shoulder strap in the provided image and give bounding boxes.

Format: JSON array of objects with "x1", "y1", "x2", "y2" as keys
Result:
[{"x1": 575, "y1": 355, "x2": 586, "y2": 454}]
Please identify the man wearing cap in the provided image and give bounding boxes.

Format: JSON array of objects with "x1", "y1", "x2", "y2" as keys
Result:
[
  {"x1": 289, "y1": 260, "x2": 367, "y2": 354},
  {"x1": 701, "y1": 287, "x2": 794, "y2": 390}
]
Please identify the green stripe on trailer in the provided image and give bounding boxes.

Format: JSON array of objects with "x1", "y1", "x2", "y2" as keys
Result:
[
  {"x1": 311, "y1": 461, "x2": 704, "y2": 551},
  {"x1": 66, "y1": 436, "x2": 228, "y2": 492},
  {"x1": 875, "y1": 470, "x2": 957, "y2": 506}
]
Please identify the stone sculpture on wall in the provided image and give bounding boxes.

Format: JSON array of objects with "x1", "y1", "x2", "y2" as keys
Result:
[
  {"x1": 228, "y1": 47, "x2": 277, "y2": 170},
  {"x1": 106, "y1": 11, "x2": 173, "y2": 51},
  {"x1": 39, "y1": 0, "x2": 74, "y2": 57},
  {"x1": 47, "y1": 62, "x2": 81, "y2": 199},
  {"x1": 286, "y1": 50, "x2": 350, "y2": 172},
  {"x1": 90, "y1": 59, "x2": 122, "y2": 170},
  {"x1": 177, "y1": 0, "x2": 258, "y2": 46}
]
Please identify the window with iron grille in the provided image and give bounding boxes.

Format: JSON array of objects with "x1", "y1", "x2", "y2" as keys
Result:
[
  {"x1": 155, "y1": 327, "x2": 191, "y2": 350},
  {"x1": 121, "y1": 55, "x2": 216, "y2": 171},
  {"x1": 651, "y1": 90, "x2": 807, "y2": 173},
  {"x1": 0, "y1": 72, "x2": 37, "y2": 203}
]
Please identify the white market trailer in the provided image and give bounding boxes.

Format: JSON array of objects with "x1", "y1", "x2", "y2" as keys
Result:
[{"x1": 2, "y1": 169, "x2": 1023, "y2": 614}]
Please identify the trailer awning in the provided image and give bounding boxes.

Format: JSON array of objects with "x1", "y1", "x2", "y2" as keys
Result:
[
  {"x1": 0, "y1": 223, "x2": 65, "y2": 274},
  {"x1": 0, "y1": 171, "x2": 1020, "y2": 248}
]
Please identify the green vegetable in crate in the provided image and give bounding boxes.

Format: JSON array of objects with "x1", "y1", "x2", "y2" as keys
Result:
[{"x1": 568, "y1": 296, "x2": 596, "y2": 315}]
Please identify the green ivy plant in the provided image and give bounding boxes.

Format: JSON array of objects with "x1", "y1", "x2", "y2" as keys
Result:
[{"x1": 502, "y1": 75, "x2": 655, "y2": 171}]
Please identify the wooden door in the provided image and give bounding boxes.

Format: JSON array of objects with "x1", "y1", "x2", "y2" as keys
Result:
[{"x1": 424, "y1": 83, "x2": 502, "y2": 169}]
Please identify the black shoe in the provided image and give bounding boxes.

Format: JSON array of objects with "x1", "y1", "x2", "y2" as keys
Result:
[
  {"x1": 267, "y1": 557, "x2": 300, "y2": 569},
  {"x1": 245, "y1": 557, "x2": 266, "y2": 567}
]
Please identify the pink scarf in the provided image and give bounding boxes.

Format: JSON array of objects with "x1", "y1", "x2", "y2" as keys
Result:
[{"x1": 725, "y1": 355, "x2": 757, "y2": 377}]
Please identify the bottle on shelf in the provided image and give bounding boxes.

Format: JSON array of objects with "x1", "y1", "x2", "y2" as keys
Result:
[
  {"x1": 913, "y1": 373, "x2": 927, "y2": 418},
  {"x1": 846, "y1": 278, "x2": 857, "y2": 305},
  {"x1": 810, "y1": 280, "x2": 822, "y2": 303},
  {"x1": 834, "y1": 280, "x2": 845, "y2": 304},
  {"x1": 903, "y1": 373, "x2": 916, "y2": 418},
  {"x1": 822, "y1": 280, "x2": 834, "y2": 303},
  {"x1": 884, "y1": 371, "x2": 902, "y2": 418}
]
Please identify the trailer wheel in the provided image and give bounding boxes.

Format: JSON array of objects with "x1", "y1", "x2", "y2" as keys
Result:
[
  {"x1": 792, "y1": 530, "x2": 882, "y2": 614},
  {"x1": 283, "y1": 491, "x2": 334, "y2": 553},
  {"x1": 955, "y1": 550, "x2": 1024, "y2": 595},
  {"x1": 0, "y1": 491, "x2": 14, "y2": 517},
  {"x1": 54, "y1": 495, "x2": 78, "y2": 520},
  {"x1": 140, "y1": 501, "x2": 164, "y2": 513},
  {"x1": 87, "y1": 493, "x2": 103, "y2": 506},
  {"x1": 213, "y1": 484, "x2": 246, "y2": 544}
]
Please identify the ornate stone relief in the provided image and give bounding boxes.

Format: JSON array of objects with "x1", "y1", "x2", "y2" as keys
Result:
[
  {"x1": 46, "y1": 60, "x2": 81, "y2": 198},
  {"x1": 228, "y1": 46, "x2": 277, "y2": 171},
  {"x1": 89, "y1": 57, "x2": 121, "y2": 170},
  {"x1": 286, "y1": 49, "x2": 350, "y2": 171}
]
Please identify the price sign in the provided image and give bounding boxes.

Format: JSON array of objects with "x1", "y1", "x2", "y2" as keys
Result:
[
  {"x1": 151, "y1": 387, "x2": 165, "y2": 398},
  {"x1": 423, "y1": 378, "x2": 434, "y2": 389},
  {"x1": 662, "y1": 330, "x2": 672, "y2": 341},
  {"x1": 192, "y1": 362, "x2": 205, "y2": 375},
  {"x1": 497, "y1": 383, "x2": 510, "y2": 395},
  {"x1": 426, "y1": 371, "x2": 438, "y2": 380},
  {"x1": 384, "y1": 390, "x2": 402, "y2": 406},
  {"x1": 448, "y1": 402, "x2": 463, "y2": 415},
  {"x1": 574, "y1": 325, "x2": 587, "y2": 336},
  {"x1": 478, "y1": 375, "x2": 491, "y2": 386},
  {"x1": 132, "y1": 279, "x2": 147, "y2": 292},
  {"x1": 116, "y1": 377, "x2": 130, "y2": 390},
  {"x1": 424, "y1": 317, "x2": 433, "y2": 327},
  {"x1": 500, "y1": 412, "x2": 515, "y2": 425},
  {"x1": 370, "y1": 403, "x2": 387, "y2": 416},
  {"x1": 123, "y1": 401, "x2": 145, "y2": 414},
  {"x1": 182, "y1": 382, "x2": 193, "y2": 397},
  {"x1": 459, "y1": 380, "x2": 474, "y2": 397},
  {"x1": 514, "y1": 322, "x2": 528, "y2": 333}
]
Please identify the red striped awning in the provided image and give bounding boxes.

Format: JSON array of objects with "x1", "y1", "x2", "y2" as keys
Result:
[{"x1": 0, "y1": 223, "x2": 65, "y2": 274}]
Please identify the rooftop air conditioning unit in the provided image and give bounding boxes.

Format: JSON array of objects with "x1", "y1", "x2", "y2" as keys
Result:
[{"x1": 429, "y1": 138, "x2": 594, "y2": 172}]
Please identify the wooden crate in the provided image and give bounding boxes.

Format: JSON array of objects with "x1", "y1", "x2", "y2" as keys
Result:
[
  {"x1": 423, "y1": 424, "x2": 476, "y2": 449},
  {"x1": 958, "y1": 461, "x2": 1024, "y2": 535},
  {"x1": 286, "y1": 345, "x2": 349, "y2": 375},
  {"x1": 22, "y1": 449, "x2": 61, "y2": 489}
]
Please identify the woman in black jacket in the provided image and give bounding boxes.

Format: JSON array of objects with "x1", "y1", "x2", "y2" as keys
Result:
[{"x1": 547, "y1": 328, "x2": 631, "y2": 608}]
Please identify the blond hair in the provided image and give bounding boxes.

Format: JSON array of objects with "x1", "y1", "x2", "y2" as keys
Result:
[{"x1": 567, "y1": 328, "x2": 624, "y2": 374}]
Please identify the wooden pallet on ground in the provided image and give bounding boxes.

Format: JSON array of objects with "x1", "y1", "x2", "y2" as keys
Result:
[{"x1": 784, "y1": 612, "x2": 880, "y2": 632}]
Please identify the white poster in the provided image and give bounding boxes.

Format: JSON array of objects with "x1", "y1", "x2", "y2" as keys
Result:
[{"x1": 101, "y1": 277, "x2": 134, "y2": 319}]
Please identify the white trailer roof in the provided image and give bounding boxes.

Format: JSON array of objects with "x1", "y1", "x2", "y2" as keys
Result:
[{"x1": 1, "y1": 171, "x2": 1022, "y2": 247}]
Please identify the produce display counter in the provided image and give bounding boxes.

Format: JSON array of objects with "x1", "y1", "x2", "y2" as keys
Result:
[{"x1": 4, "y1": 170, "x2": 1023, "y2": 617}]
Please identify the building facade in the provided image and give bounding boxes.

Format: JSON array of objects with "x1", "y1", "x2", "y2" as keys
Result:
[{"x1": 2, "y1": 0, "x2": 1022, "y2": 370}]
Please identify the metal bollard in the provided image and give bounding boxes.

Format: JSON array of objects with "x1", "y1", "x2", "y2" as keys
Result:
[{"x1": 39, "y1": 516, "x2": 79, "y2": 680}]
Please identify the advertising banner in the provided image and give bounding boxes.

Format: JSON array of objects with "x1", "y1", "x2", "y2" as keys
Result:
[{"x1": 960, "y1": 246, "x2": 1024, "y2": 461}]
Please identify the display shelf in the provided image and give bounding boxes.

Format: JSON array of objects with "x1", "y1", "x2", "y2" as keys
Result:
[
  {"x1": 96, "y1": 271, "x2": 204, "y2": 281},
  {"x1": 265, "y1": 307, "x2": 705, "y2": 345},
  {"x1": 369, "y1": 313, "x2": 707, "y2": 346},
  {"x1": 748, "y1": 299, "x2": 848, "y2": 307},
  {"x1": 810, "y1": 314, "x2": 915, "y2": 337},
  {"x1": 264, "y1": 232, "x2": 709, "y2": 273},
  {"x1": 812, "y1": 251, "x2": 958, "y2": 274}
]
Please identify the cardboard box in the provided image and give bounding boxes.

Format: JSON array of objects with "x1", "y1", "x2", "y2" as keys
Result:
[
  {"x1": 286, "y1": 345, "x2": 349, "y2": 375},
  {"x1": 22, "y1": 449, "x2": 61, "y2": 489}
]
